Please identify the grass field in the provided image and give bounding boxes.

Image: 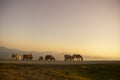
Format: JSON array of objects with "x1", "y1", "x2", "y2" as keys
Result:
[{"x1": 0, "y1": 63, "x2": 120, "y2": 80}]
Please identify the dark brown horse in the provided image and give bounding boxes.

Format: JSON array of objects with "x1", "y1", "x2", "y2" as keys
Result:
[
  {"x1": 39, "y1": 56, "x2": 43, "y2": 61},
  {"x1": 23, "y1": 54, "x2": 33, "y2": 61},
  {"x1": 45, "y1": 55, "x2": 55, "y2": 61},
  {"x1": 72, "y1": 54, "x2": 83, "y2": 61},
  {"x1": 64, "y1": 55, "x2": 74, "y2": 61}
]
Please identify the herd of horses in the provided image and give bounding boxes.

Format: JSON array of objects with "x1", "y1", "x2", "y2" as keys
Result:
[{"x1": 12, "y1": 54, "x2": 83, "y2": 61}]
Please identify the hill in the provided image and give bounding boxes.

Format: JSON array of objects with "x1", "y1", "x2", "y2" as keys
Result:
[
  {"x1": 0, "y1": 46, "x2": 64, "y2": 60},
  {"x1": 0, "y1": 46, "x2": 112, "y2": 61}
]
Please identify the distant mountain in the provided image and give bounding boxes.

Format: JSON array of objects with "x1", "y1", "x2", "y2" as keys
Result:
[
  {"x1": 0, "y1": 46, "x2": 64, "y2": 60},
  {"x1": 0, "y1": 46, "x2": 48, "y2": 60},
  {"x1": 0, "y1": 46, "x2": 19, "y2": 59},
  {"x1": 0, "y1": 46, "x2": 110, "y2": 61}
]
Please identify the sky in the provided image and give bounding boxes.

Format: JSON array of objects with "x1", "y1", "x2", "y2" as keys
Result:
[{"x1": 0, "y1": 0, "x2": 120, "y2": 60}]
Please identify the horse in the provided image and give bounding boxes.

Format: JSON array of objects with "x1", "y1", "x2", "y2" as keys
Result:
[
  {"x1": 64, "y1": 55, "x2": 74, "y2": 61},
  {"x1": 39, "y1": 56, "x2": 43, "y2": 61},
  {"x1": 12, "y1": 53, "x2": 21, "y2": 60},
  {"x1": 72, "y1": 54, "x2": 83, "y2": 61},
  {"x1": 45, "y1": 55, "x2": 55, "y2": 61},
  {"x1": 23, "y1": 54, "x2": 33, "y2": 61}
]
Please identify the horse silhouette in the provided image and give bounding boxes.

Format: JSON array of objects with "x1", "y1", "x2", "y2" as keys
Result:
[
  {"x1": 45, "y1": 55, "x2": 55, "y2": 61},
  {"x1": 39, "y1": 56, "x2": 43, "y2": 61},
  {"x1": 64, "y1": 55, "x2": 74, "y2": 61},
  {"x1": 72, "y1": 54, "x2": 83, "y2": 61},
  {"x1": 23, "y1": 54, "x2": 33, "y2": 61},
  {"x1": 64, "y1": 54, "x2": 83, "y2": 61}
]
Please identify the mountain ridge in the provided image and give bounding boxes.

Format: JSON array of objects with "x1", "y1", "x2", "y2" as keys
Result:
[{"x1": 0, "y1": 46, "x2": 112, "y2": 61}]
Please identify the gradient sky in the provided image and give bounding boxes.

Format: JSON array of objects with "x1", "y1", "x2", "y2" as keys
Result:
[{"x1": 0, "y1": 0, "x2": 120, "y2": 59}]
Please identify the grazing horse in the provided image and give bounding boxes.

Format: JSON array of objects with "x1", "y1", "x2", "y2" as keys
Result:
[
  {"x1": 72, "y1": 54, "x2": 83, "y2": 61},
  {"x1": 45, "y1": 55, "x2": 55, "y2": 61},
  {"x1": 23, "y1": 54, "x2": 33, "y2": 61},
  {"x1": 64, "y1": 55, "x2": 74, "y2": 61},
  {"x1": 39, "y1": 56, "x2": 43, "y2": 61},
  {"x1": 12, "y1": 53, "x2": 21, "y2": 60}
]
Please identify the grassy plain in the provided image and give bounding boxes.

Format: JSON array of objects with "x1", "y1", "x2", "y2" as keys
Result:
[{"x1": 0, "y1": 63, "x2": 120, "y2": 80}]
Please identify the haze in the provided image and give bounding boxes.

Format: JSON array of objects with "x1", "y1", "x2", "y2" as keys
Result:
[{"x1": 0, "y1": 0, "x2": 120, "y2": 60}]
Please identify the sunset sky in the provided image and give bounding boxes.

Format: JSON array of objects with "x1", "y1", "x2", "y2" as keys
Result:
[{"x1": 0, "y1": 0, "x2": 120, "y2": 59}]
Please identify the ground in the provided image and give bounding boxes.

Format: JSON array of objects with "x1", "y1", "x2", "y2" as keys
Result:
[{"x1": 0, "y1": 61, "x2": 120, "y2": 80}]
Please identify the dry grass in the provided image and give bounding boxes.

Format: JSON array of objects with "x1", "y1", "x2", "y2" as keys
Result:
[{"x1": 0, "y1": 63, "x2": 120, "y2": 80}]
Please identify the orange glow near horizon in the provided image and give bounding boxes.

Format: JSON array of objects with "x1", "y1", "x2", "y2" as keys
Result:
[{"x1": 0, "y1": 0, "x2": 120, "y2": 60}]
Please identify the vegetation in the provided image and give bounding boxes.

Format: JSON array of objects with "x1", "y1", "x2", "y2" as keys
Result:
[{"x1": 0, "y1": 63, "x2": 120, "y2": 80}]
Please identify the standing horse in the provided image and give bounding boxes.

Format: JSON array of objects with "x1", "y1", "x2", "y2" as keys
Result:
[
  {"x1": 12, "y1": 53, "x2": 21, "y2": 60},
  {"x1": 72, "y1": 54, "x2": 83, "y2": 61},
  {"x1": 64, "y1": 55, "x2": 74, "y2": 61},
  {"x1": 39, "y1": 56, "x2": 43, "y2": 61},
  {"x1": 45, "y1": 55, "x2": 55, "y2": 61},
  {"x1": 23, "y1": 54, "x2": 33, "y2": 61}
]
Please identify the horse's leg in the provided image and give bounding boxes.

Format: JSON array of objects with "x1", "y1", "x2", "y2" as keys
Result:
[
  {"x1": 16, "y1": 56, "x2": 18, "y2": 61},
  {"x1": 80, "y1": 56, "x2": 83, "y2": 61},
  {"x1": 78, "y1": 58, "x2": 80, "y2": 61},
  {"x1": 77, "y1": 58, "x2": 79, "y2": 61}
]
